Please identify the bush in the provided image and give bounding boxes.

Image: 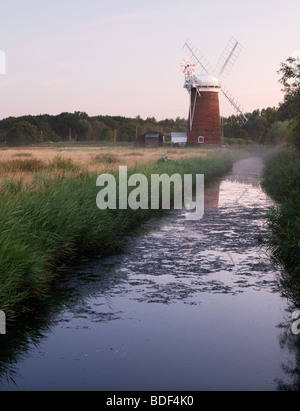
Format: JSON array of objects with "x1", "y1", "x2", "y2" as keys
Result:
[
  {"x1": 92, "y1": 154, "x2": 119, "y2": 165},
  {"x1": 223, "y1": 137, "x2": 254, "y2": 146},
  {"x1": 262, "y1": 147, "x2": 300, "y2": 302},
  {"x1": 48, "y1": 155, "x2": 81, "y2": 172},
  {"x1": 265, "y1": 121, "x2": 290, "y2": 145},
  {"x1": 262, "y1": 147, "x2": 300, "y2": 202},
  {"x1": 0, "y1": 158, "x2": 44, "y2": 174},
  {"x1": 288, "y1": 116, "x2": 300, "y2": 151}
]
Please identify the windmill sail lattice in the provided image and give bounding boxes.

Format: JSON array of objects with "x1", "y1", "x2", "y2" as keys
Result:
[
  {"x1": 221, "y1": 88, "x2": 248, "y2": 123},
  {"x1": 214, "y1": 37, "x2": 243, "y2": 80},
  {"x1": 183, "y1": 39, "x2": 212, "y2": 74}
]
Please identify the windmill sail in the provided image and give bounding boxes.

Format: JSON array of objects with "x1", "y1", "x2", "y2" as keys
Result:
[
  {"x1": 221, "y1": 88, "x2": 248, "y2": 123},
  {"x1": 183, "y1": 39, "x2": 212, "y2": 74},
  {"x1": 214, "y1": 37, "x2": 243, "y2": 80}
]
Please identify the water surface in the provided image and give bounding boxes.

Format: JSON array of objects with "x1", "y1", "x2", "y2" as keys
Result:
[{"x1": 0, "y1": 156, "x2": 299, "y2": 391}]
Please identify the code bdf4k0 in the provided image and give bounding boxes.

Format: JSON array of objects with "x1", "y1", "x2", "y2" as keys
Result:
[{"x1": 150, "y1": 396, "x2": 194, "y2": 406}]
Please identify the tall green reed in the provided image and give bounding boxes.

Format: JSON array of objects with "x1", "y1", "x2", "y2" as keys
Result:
[
  {"x1": 262, "y1": 146, "x2": 300, "y2": 303},
  {"x1": 0, "y1": 150, "x2": 240, "y2": 318}
]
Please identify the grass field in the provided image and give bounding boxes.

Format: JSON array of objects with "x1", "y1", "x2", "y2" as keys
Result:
[
  {"x1": 0, "y1": 142, "x2": 219, "y2": 169},
  {"x1": 0, "y1": 142, "x2": 221, "y2": 183}
]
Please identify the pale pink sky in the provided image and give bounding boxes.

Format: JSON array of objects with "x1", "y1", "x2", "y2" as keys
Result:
[{"x1": 0, "y1": 0, "x2": 299, "y2": 120}]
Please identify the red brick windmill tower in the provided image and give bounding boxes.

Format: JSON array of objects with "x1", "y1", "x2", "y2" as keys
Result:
[{"x1": 181, "y1": 38, "x2": 248, "y2": 146}]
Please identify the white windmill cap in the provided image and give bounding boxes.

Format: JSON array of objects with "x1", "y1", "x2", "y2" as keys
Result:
[{"x1": 195, "y1": 73, "x2": 220, "y2": 88}]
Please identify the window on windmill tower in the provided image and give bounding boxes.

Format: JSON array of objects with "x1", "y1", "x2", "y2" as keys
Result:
[{"x1": 198, "y1": 136, "x2": 204, "y2": 144}]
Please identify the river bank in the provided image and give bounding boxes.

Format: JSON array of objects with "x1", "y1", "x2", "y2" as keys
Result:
[
  {"x1": 261, "y1": 146, "x2": 300, "y2": 305},
  {"x1": 0, "y1": 154, "x2": 298, "y2": 390}
]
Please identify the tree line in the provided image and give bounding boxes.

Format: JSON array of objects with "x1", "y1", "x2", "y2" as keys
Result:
[
  {"x1": 0, "y1": 55, "x2": 299, "y2": 147},
  {"x1": 0, "y1": 108, "x2": 280, "y2": 147},
  {"x1": 0, "y1": 113, "x2": 187, "y2": 146}
]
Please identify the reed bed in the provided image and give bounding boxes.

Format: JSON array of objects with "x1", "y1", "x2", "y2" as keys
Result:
[
  {"x1": 262, "y1": 146, "x2": 300, "y2": 303},
  {"x1": 0, "y1": 149, "x2": 242, "y2": 318}
]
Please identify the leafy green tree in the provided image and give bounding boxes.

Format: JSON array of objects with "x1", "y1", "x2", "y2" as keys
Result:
[
  {"x1": 145, "y1": 116, "x2": 156, "y2": 124},
  {"x1": 243, "y1": 110, "x2": 264, "y2": 142},
  {"x1": 277, "y1": 55, "x2": 300, "y2": 148},
  {"x1": 260, "y1": 107, "x2": 278, "y2": 141},
  {"x1": 278, "y1": 56, "x2": 300, "y2": 97},
  {"x1": 76, "y1": 118, "x2": 92, "y2": 141},
  {"x1": 50, "y1": 112, "x2": 75, "y2": 140},
  {"x1": 277, "y1": 92, "x2": 300, "y2": 121},
  {"x1": 6, "y1": 121, "x2": 42, "y2": 146},
  {"x1": 288, "y1": 115, "x2": 300, "y2": 150},
  {"x1": 277, "y1": 55, "x2": 300, "y2": 120},
  {"x1": 0, "y1": 128, "x2": 6, "y2": 143},
  {"x1": 118, "y1": 122, "x2": 139, "y2": 142},
  {"x1": 0, "y1": 116, "x2": 19, "y2": 132},
  {"x1": 223, "y1": 115, "x2": 240, "y2": 137},
  {"x1": 235, "y1": 129, "x2": 250, "y2": 140},
  {"x1": 265, "y1": 121, "x2": 290, "y2": 145},
  {"x1": 90, "y1": 119, "x2": 106, "y2": 140},
  {"x1": 101, "y1": 127, "x2": 114, "y2": 141},
  {"x1": 38, "y1": 121, "x2": 60, "y2": 142},
  {"x1": 175, "y1": 117, "x2": 187, "y2": 132},
  {"x1": 48, "y1": 111, "x2": 91, "y2": 140}
]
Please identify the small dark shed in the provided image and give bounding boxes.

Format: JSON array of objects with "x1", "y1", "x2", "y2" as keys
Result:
[{"x1": 134, "y1": 132, "x2": 164, "y2": 148}]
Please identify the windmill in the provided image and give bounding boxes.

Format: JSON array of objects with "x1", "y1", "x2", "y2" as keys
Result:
[{"x1": 181, "y1": 37, "x2": 248, "y2": 145}]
